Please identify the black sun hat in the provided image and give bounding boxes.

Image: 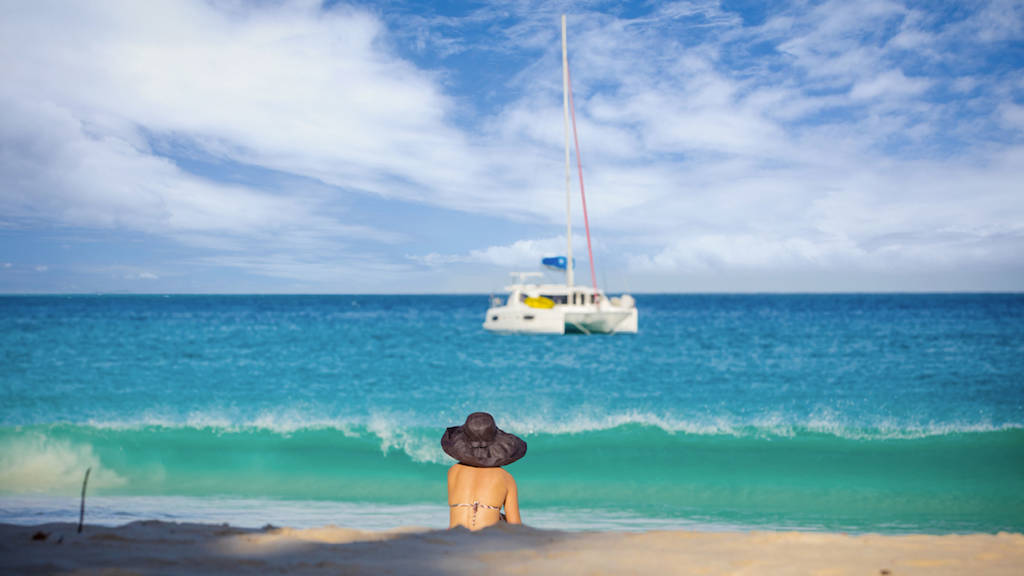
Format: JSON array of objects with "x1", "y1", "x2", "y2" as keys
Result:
[{"x1": 441, "y1": 412, "x2": 527, "y2": 468}]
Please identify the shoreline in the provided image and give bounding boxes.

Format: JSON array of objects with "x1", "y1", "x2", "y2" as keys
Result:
[
  {"x1": 7, "y1": 493, "x2": 1018, "y2": 535},
  {"x1": 4, "y1": 521, "x2": 1023, "y2": 575}
]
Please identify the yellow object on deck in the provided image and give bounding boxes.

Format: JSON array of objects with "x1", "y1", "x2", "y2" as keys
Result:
[{"x1": 524, "y1": 296, "x2": 555, "y2": 309}]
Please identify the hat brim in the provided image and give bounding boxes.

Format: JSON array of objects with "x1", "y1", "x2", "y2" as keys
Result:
[{"x1": 441, "y1": 425, "x2": 527, "y2": 467}]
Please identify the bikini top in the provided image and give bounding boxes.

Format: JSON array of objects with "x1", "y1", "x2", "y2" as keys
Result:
[
  {"x1": 449, "y1": 501, "x2": 502, "y2": 512},
  {"x1": 449, "y1": 500, "x2": 502, "y2": 528}
]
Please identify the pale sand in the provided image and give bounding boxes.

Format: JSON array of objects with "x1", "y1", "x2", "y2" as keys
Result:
[{"x1": 3, "y1": 521, "x2": 1023, "y2": 575}]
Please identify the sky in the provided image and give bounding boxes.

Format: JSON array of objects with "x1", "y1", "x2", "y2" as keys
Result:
[{"x1": 0, "y1": 0, "x2": 1022, "y2": 293}]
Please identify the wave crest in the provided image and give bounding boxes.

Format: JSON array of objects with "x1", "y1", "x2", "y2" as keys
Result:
[
  {"x1": 504, "y1": 410, "x2": 1023, "y2": 440},
  {"x1": 18, "y1": 408, "x2": 1022, "y2": 447},
  {"x1": 0, "y1": 432, "x2": 125, "y2": 494}
]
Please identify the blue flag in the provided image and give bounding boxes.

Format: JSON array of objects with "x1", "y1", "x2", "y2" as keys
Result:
[{"x1": 542, "y1": 256, "x2": 574, "y2": 270}]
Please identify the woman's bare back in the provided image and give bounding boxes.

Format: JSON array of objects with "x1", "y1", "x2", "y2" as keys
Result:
[{"x1": 447, "y1": 464, "x2": 520, "y2": 530}]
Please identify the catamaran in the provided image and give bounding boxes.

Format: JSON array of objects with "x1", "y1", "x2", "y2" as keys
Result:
[{"x1": 483, "y1": 15, "x2": 638, "y2": 335}]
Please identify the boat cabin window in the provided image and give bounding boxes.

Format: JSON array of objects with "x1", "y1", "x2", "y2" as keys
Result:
[
  {"x1": 570, "y1": 292, "x2": 591, "y2": 305},
  {"x1": 542, "y1": 294, "x2": 567, "y2": 304}
]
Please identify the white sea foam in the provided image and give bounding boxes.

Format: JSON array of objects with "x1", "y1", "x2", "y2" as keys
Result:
[
  {"x1": 0, "y1": 432, "x2": 125, "y2": 494},
  {"x1": 34, "y1": 407, "x2": 1024, "y2": 455},
  {"x1": 801, "y1": 418, "x2": 1024, "y2": 440},
  {"x1": 364, "y1": 412, "x2": 449, "y2": 464},
  {"x1": 0, "y1": 495, "x2": 765, "y2": 532},
  {"x1": 506, "y1": 409, "x2": 1023, "y2": 440},
  {"x1": 504, "y1": 410, "x2": 730, "y2": 436},
  {"x1": 82, "y1": 410, "x2": 362, "y2": 436},
  {"x1": 0, "y1": 495, "x2": 449, "y2": 530},
  {"x1": 79, "y1": 409, "x2": 449, "y2": 464}
]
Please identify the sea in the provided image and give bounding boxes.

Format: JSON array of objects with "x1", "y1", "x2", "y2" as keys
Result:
[{"x1": 1, "y1": 294, "x2": 1022, "y2": 534}]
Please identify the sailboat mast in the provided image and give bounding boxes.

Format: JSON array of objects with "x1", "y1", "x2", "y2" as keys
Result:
[{"x1": 561, "y1": 14, "x2": 574, "y2": 290}]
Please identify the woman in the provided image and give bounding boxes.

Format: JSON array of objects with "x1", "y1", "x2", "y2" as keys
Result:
[{"x1": 441, "y1": 412, "x2": 527, "y2": 530}]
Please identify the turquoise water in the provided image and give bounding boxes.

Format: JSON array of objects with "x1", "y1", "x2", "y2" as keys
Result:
[{"x1": 1, "y1": 294, "x2": 1022, "y2": 532}]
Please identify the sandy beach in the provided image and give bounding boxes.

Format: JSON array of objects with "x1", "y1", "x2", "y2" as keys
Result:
[{"x1": 3, "y1": 521, "x2": 1022, "y2": 575}]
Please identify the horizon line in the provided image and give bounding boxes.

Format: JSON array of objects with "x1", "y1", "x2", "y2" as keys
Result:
[{"x1": 1, "y1": 291, "x2": 1021, "y2": 297}]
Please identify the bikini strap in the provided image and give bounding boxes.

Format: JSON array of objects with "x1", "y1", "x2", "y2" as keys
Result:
[{"x1": 449, "y1": 501, "x2": 501, "y2": 511}]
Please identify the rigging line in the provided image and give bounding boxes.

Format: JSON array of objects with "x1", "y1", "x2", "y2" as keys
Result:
[{"x1": 566, "y1": 61, "x2": 599, "y2": 298}]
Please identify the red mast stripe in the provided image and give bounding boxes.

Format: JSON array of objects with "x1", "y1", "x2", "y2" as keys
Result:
[{"x1": 566, "y1": 63, "x2": 599, "y2": 297}]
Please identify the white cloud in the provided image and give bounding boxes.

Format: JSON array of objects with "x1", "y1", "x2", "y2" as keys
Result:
[
  {"x1": 950, "y1": 0, "x2": 1024, "y2": 43},
  {"x1": 849, "y1": 70, "x2": 931, "y2": 101},
  {"x1": 125, "y1": 272, "x2": 159, "y2": 280},
  {"x1": 2, "y1": 263, "x2": 11, "y2": 269},
  {"x1": 1003, "y1": 103, "x2": 1024, "y2": 130},
  {"x1": 0, "y1": 1, "x2": 437, "y2": 282},
  {"x1": 0, "y1": 1, "x2": 1021, "y2": 291},
  {"x1": 630, "y1": 235, "x2": 861, "y2": 272},
  {"x1": 0, "y1": 0, "x2": 496, "y2": 211},
  {"x1": 195, "y1": 252, "x2": 414, "y2": 289},
  {"x1": 34, "y1": 266, "x2": 48, "y2": 272},
  {"x1": 413, "y1": 236, "x2": 571, "y2": 268}
]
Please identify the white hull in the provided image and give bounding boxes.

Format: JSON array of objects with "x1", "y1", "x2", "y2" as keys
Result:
[
  {"x1": 483, "y1": 292, "x2": 638, "y2": 335},
  {"x1": 564, "y1": 308, "x2": 637, "y2": 334}
]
